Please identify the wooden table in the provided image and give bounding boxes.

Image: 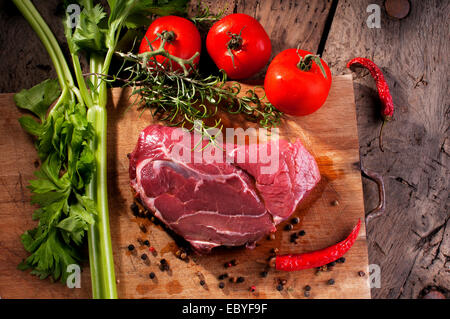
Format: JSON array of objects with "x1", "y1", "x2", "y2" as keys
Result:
[{"x1": 0, "y1": 0, "x2": 448, "y2": 299}]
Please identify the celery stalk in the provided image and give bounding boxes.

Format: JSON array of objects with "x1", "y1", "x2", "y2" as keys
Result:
[{"x1": 12, "y1": 0, "x2": 117, "y2": 299}]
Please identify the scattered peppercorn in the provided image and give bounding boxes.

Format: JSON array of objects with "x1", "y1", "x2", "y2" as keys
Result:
[
  {"x1": 331, "y1": 199, "x2": 339, "y2": 206},
  {"x1": 141, "y1": 253, "x2": 148, "y2": 260},
  {"x1": 304, "y1": 290, "x2": 310, "y2": 297},
  {"x1": 304, "y1": 285, "x2": 311, "y2": 291},
  {"x1": 199, "y1": 280, "x2": 205, "y2": 286},
  {"x1": 260, "y1": 271, "x2": 268, "y2": 278},
  {"x1": 298, "y1": 230, "x2": 306, "y2": 236},
  {"x1": 291, "y1": 217, "x2": 300, "y2": 224},
  {"x1": 337, "y1": 257, "x2": 346, "y2": 263},
  {"x1": 219, "y1": 282, "x2": 225, "y2": 289},
  {"x1": 137, "y1": 238, "x2": 144, "y2": 245},
  {"x1": 290, "y1": 233, "x2": 299, "y2": 243},
  {"x1": 358, "y1": 271, "x2": 366, "y2": 277},
  {"x1": 327, "y1": 279, "x2": 335, "y2": 285},
  {"x1": 328, "y1": 261, "x2": 336, "y2": 267},
  {"x1": 143, "y1": 240, "x2": 150, "y2": 246},
  {"x1": 130, "y1": 203, "x2": 139, "y2": 216},
  {"x1": 218, "y1": 273, "x2": 229, "y2": 280},
  {"x1": 128, "y1": 244, "x2": 135, "y2": 251},
  {"x1": 149, "y1": 272, "x2": 155, "y2": 279},
  {"x1": 284, "y1": 224, "x2": 293, "y2": 231},
  {"x1": 159, "y1": 259, "x2": 169, "y2": 271},
  {"x1": 276, "y1": 284, "x2": 284, "y2": 291},
  {"x1": 224, "y1": 259, "x2": 237, "y2": 268},
  {"x1": 237, "y1": 277, "x2": 245, "y2": 283}
]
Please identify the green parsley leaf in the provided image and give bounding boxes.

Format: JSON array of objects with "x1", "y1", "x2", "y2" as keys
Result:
[{"x1": 14, "y1": 79, "x2": 60, "y2": 122}]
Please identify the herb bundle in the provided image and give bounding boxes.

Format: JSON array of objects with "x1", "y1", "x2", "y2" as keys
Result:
[{"x1": 114, "y1": 47, "x2": 283, "y2": 142}]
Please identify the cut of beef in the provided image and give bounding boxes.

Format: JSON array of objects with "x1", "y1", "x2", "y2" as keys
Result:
[{"x1": 129, "y1": 125, "x2": 320, "y2": 253}]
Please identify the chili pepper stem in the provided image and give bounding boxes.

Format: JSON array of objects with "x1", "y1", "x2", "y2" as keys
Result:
[{"x1": 379, "y1": 119, "x2": 387, "y2": 152}]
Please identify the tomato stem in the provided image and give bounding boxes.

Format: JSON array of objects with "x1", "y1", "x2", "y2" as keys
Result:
[
  {"x1": 226, "y1": 26, "x2": 246, "y2": 69},
  {"x1": 296, "y1": 53, "x2": 327, "y2": 78},
  {"x1": 161, "y1": 30, "x2": 176, "y2": 42},
  {"x1": 139, "y1": 31, "x2": 199, "y2": 76}
]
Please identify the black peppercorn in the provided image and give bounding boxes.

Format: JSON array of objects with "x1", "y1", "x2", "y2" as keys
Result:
[
  {"x1": 260, "y1": 271, "x2": 268, "y2": 278},
  {"x1": 141, "y1": 253, "x2": 147, "y2": 260},
  {"x1": 284, "y1": 224, "x2": 293, "y2": 231},
  {"x1": 291, "y1": 217, "x2": 300, "y2": 224},
  {"x1": 200, "y1": 280, "x2": 205, "y2": 286},
  {"x1": 328, "y1": 261, "x2": 336, "y2": 267},
  {"x1": 304, "y1": 290, "x2": 310, "y2": 297},
  {"x1": 128, "y1": 244, "x2": 135, "y2": 251},
  {"x1": 219, "y1": 282, "x2": 225, "y2": 289},
  {"x1": 236, "y1": 277, "x2": 245, "y2": 283},
  {"x1": 276, "y1": 284, "x2": 283, "y2": 291},
  {"x1": 143, "y1": 240, "x2": 150, "y2": 246},
  {"x1": 327, "y1": 279, "x2": 335, "y2": 285},
  {"x1": 160, "y1": 259, "x2": 167, "y2": 265},
  {"x1": 338, "y1": 257, "x2": 346, "y2": 263},
  {"x1": 130, "y1": 203, "x2": 139, "y2": 216},
  {"x1": 304, "y1": 285, "x2": 311, "y2": 291},
  {"x1": 149, "y1": 272, "x2": 155, "y2": 279},
  {"x1": 298, "y1": 230, "x2": 306, "y2": 236},
  {"x1": 218, "y1": 273, "x2": 229, "y2": 280},
  {"x1": 358, "y1": 271, "x2": 366, "y2": 277}
]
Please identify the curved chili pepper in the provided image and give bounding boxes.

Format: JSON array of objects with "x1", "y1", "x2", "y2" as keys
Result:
[
  {"x1": 273, "y1": 219, "x2": 361, "y2": 271},
  {"x1": 347, "y1": 57, "x2": 394, "y2": 120},
  {"x1": 347, "y1": 57, "x2": 394, "y2": 151}
]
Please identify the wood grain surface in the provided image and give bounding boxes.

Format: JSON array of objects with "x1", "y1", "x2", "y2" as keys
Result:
[
  {"x1": 0, "y1": 75, "x2": 371, "y2": 299},
  {"x1": 322, "y1": 0, "x2": 449, "y2": 299}
]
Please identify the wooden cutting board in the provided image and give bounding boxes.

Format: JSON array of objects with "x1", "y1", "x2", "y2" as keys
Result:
[{"x1": 0, "y1": 74, "x2": 371, "y2": 299}]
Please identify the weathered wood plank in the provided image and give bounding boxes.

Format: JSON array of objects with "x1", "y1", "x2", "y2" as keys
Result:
[{"x1": 322, "y1": 0, "x2": 449, "y2": 298}]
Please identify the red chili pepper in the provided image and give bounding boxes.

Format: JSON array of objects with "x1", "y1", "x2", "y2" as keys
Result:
[
  {"x1": 347, "y1": 57, "x2": 394, "y2": 151},
  {"x1": 273, "y1": 219, "x2": 361, "y2": 271}
]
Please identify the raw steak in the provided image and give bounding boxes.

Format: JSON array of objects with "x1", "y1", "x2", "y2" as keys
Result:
[{"x1": 129, "y1": 125, "x2": 320, "y2": 253}]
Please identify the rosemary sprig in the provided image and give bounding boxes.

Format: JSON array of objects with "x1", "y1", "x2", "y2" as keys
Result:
[
  {"x1": 112, "y1": 44, "x2": 283, "y2": 145},
  {"x1": 190, "y1": 1, "x2": 225, "y2": 25}
]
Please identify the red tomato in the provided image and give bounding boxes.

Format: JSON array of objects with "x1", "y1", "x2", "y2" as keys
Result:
[
  {"x1": 264, "y1": 49, "x2": 332, "y2": 116},
  {"x1": 206, "y1": 13, "x2": 271, "y2": 80},
  {"x1": 138, "y1": 16, "x2": 201, "y2": 72}
]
